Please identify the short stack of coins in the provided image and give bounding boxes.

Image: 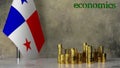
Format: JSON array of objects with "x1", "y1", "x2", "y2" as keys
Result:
[
  {"x1": 57, "y1": 42, "x2": 107, "y2": 64},
  {"x1": 93, "y1": 49, "x2": 98, "y2": 62},
  {"x1": 65, "y1": 49, "x2": 70, "y2": 64},
  {"x1": 60, "y1": 54, "x2": 65, "y2": 64},
  {"x1": 97, "y1": 45, "x2": 106, "y2": 63},
  {"x1": 70, "y1": 48, "x2": 77, "y2": 64},
  {"x1": 77, "y1": 53, "x2": 82, "y2": 64}
]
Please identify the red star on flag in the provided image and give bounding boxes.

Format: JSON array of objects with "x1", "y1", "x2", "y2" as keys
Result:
[{"x1": 24, "y1": 39, "x2": 31, "y2": 51}]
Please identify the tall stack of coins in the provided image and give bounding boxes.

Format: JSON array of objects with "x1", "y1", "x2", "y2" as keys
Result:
[
  {"x1": 83, "y1": 42, "x2": 87, "y2": 52},
  {"x1": 57, "y1": 42, "x2": 107, "y2": 64},
  {"x1": 57, "y1": 44, "x2": 63, "y2": 63},
  {"x1": 82, "y1": 42, "x2": 88, "y2": 63},
  {"x1": 85, "y1": 44, "x2": 88, "y2": 63},
  {"x1": 87, "y1": 45, "x2": 92, "y2": 64}
]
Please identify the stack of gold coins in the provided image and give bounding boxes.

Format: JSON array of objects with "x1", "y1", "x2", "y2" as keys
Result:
[
  {"x1": 65, "y1": 53, "x2": 70, "y2": 64},
  {"x1": 87, "y1": 45, "x2": 92, "y2": 64},
  {"x1": 99, "y1": 46, "x2": 104, "y2": 53},
  {"x1": 65, "y1": 49, "x2": 71, "y2": 64},
  {"x1": 83, "y1": 42, "x2": 87, "y2": 52},
  {"x1": 57, "y1": 44, "x2": 63, "y2": 63},
  {"x1": 60, "y1": 54, "x2": 65, "y2": 64},
  {"x1": 70, "y1": 48, "x2": 77, "y2": 64},
  {"x1": 98, "y1": 46, "x2": 103, "y2": 57},
  {"x1": 93, "y1": 49, "x2": 98, "y2": 62},
  {"x1": 65, "y1": 49, "x2": 70, "y2": 54},
  {"x1": 77, "y1": 53, "x2": 82, "y2": 64},
  {"x1": 82, "y1": 42, "x2": 87, "y2": 63},
  {"x1": 102, "y1": 53, "x2": 106, "y2": 63},
  {"x1": 85, "y1": 45, "x2": 88, "y2": 63},
  {"x1": 58, "y1": 44, "x2": 63, "y2": 55},
  {"x1": 98, "y1": 57, "x2": 101, "y2": 62},
  {"x1": 57, "y1": 43, "x2": 107, "y2": 64},
  {"x1": 82, "y1": 52, "x2": 86, "y2": 63},
  {"x1": 97, "y1": 45, "x2": 104, "y2": 62}
]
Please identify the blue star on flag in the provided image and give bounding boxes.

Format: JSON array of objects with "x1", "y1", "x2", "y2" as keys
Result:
[{"x1": 21, "y1": 0, "x2": 28, "y2": 4}]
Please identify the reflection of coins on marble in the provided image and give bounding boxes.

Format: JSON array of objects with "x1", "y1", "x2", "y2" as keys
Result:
[
  {"x1": 102, "y1": 53, "x2": 106, "y2": 63},
  {"x1": 98, "y1": 57, "x2": 101, "y2": 62}
]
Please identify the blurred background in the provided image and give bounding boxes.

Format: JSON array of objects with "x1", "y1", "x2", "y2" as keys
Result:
[{"x1": 0, "y1": 0, "x2": 120, "y2": 58}]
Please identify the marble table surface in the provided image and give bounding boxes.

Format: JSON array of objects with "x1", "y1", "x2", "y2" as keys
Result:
[{"x1": 0, "y1": 58, "x2": 120, "y2": 68}]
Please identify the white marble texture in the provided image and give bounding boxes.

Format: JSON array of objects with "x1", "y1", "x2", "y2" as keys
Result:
[{"x1": 0, "y1": 58, "x2": 120, "y2": 68}]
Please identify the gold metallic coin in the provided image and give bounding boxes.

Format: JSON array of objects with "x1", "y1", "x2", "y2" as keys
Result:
[
  {"x1": 70, "y1": 48, "x2": 77, "y2": 57},
  {"x1": 82, "y1": 52, "x2": 86, "y2": 63},
  {"x1": 93, "y1": 49, "x2": 98, "y2": 62},
  {"x1": 58, "y1": 55, "x2": 61, "y2": 63},
  {"x1": 87, "y1": 54, "x2": 92, "y2": 64},
  {"x1": 60, "y1": 54, "x2": 65, "y2": 64},
  {"x1": 65, "y1": 49, "x2": 70, "y2": 54},
  {"x1": 85, "y1": 45, "x2": 89, "y2": 63},
  {"x1": 65, "y1": 53, "x2": 70, "y2": 64},
  {"x1": 87, "y1": 46, "x2": 93, "y2": 64},
  {"x1": 98, "y1": 57, "x2": 101, "y2": 62},
  {"x1": 77, "y1": 53, "x2": 82, "y2": 64},
  {"x1": 87, "y1": 45, "x2": 92, "y2": 53},
  {"x1": 58, "y1": 43, "x2": 62, "y2": 48},
  {"x1": 98, "y1": 45, "x2": 104, "y2": 53},
  {"x1": 58, "y1": 44, "x2": 63, "y2": 55},
  {"x1": 83, "y1": 42, "x2": 87, "y2": 52},
  {"x1": 71, "y1": 58, "x2": 77, "y2": 64},
  {"x1": 97, "y1": 45, "x2": 104, "y2": 59}
]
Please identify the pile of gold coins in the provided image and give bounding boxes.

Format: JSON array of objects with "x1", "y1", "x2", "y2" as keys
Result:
[{"x1": 57, "y1": 42, "x2": 106, "y2": 64}]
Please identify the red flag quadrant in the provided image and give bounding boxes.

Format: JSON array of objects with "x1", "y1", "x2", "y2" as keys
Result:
[{"x1": 27, "y1": 11, "x2": 45, "y2": 52}]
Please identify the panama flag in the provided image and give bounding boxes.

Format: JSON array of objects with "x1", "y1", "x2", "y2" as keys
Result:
[{"x1": 3, "y1": 0, "x2": 45, "y2": 58}]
